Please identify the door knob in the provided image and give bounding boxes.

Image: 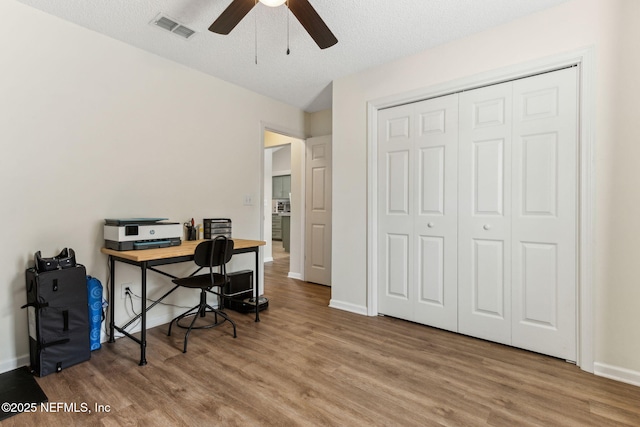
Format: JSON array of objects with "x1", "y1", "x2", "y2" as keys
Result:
[
  {"x1": 483, "y1": 224, "x2": 491, "y2": 230},
  {"x1": 427, "y1": 222, "x2": 434, "y2": 228}
]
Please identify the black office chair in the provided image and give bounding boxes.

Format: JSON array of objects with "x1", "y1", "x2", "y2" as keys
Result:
[{"x1": 168, "y1": 236, "x2": 237, "y2": 352}]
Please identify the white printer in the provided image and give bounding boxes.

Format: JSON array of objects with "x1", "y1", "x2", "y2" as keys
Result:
[{"x1": 104, "y1": 218, "x2": 182, "y2": 251}]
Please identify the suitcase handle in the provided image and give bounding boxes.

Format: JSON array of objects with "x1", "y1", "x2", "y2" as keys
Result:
[{"x1": 20, "y1": 301, "x2": 49, "y2": 309}]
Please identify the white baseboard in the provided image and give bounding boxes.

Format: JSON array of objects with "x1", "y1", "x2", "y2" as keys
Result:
[
  {"x1": 594, "y1": 362, "x2": 640, "y2": 387},
  {"x1": 263, "y1": 257, "x2": 273, "y2": 263},
  {"x1": 329, "y1": 299, "x2": 368, "y2": 316},
  {"x1": 288, "y1": 272, "x2": 303, "y2": 280},
  {"x1": 0, "y1": 354, "x2": 30, "y2": 374}
]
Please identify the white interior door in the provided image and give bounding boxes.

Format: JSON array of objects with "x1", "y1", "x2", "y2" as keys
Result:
[
  {"x1": 378, "y1": 104, "x2": 415, "y2": 318},
  {"x1": 305, "y1": 135, "x2": 332, "y2": 286},
  {"x1": 376, "y1": 67, "x2": 578, "y2": 360},
  {"x1": 458, "y1": 82, "x2": 513, "y2": 345},
  {"x1": 412, "y1": 95, "x2": 459, "y2": 331},
  {"x1": 378, "y1": 95, "x2": 458, "y2": 331},
  {"x1": 510, "y1": 67, "x2": 578, "y2": 360}
]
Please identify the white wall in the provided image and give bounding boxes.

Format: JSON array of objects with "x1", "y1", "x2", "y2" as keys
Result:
[
  {"x1": 0, "y1": 1, "x2": 306, "y2": 372},
  {"x1": 263, "y1": 150, "x2": 273, "y2": 262},
  {"x1": 272, "y1": 145, "x2": 292, "y2": 177},
  {"x1": 597, "y1": 0, "x2": 640, "y2": 378},
  {"x1": 333, "y1": 0, "x2": 640, "y2": 381},
  {"x1": 288, "y1": 140, "x2": 305, "y2": 280},
  {"x1": 305, "y1": 109, "x2": 332, "y2": 137}
]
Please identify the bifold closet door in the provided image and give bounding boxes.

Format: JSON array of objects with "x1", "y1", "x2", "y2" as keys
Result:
[
  {"x1": 413, "y1": 95, "x2": 459, "y2": 330},
  {"x1": 510, "y1": 67, "x2": 577, "y2": 361},
  {"x1": 458, "y1": 82, "x2": 513, "y2": 346},
  {"x1": 458, "y1": 67, "x2": 578, "y2": 359},
  {"x1": 378, "y1": 103, "x2": 415, "y2": 319},
  {"x1": 377, "y1": 67, "x2": 577, "y2": 361},
  {"x1": 378, "y1": 95, "x2": 459, "y2": 332}
]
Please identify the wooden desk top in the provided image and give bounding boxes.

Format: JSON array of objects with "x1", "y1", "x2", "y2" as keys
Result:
[{"x1": 100, "y1": 238, "x2": 266, "y2": 262}]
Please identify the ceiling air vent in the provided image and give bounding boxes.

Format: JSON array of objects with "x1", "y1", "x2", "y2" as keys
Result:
[
  {"x1": 151, "y1": 14, "x2": 196, "y2": 40},
  {"x1": 173, "y1": 25, "x2": 195, "y2": 39}
]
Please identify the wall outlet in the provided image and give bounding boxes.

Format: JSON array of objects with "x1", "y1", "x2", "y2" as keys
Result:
[{"x1": 120, "y1": 283, "x2": 133, "y2": 299}]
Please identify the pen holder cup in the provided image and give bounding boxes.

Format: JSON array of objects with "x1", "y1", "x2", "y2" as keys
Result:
[{"x1": 186, "y1": 226, "x2": 197, "y2": 241}]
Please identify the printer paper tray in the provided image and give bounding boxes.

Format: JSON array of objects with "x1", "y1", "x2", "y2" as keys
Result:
[{"x1": 105, "y1": 238, "x2": 181, "y2": 251}]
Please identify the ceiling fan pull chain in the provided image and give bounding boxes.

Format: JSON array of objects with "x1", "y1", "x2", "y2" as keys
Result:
[
  {"x1": 286, "y1": 0, "x2": 290, "y2": 55},
  {"x1": 254, "y1": 0, "x2": 258, "y2": 64}
]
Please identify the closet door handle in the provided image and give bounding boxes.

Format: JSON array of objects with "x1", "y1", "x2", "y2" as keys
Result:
[
  {"x1": 483, "y1": 224, "x2": 491, "y2": 231},
  {"x1": 427, "y1": 222, "x2": 435, "y2": 228}
]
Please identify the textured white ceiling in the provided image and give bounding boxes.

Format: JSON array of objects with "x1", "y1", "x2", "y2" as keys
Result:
[{"x1": 16, "y1": 0, "x2": 570, "y2": 112}]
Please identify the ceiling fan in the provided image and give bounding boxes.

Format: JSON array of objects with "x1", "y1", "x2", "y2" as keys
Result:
[{"x1": 209, "y1": 0, "x2": 338, "y2": 49}]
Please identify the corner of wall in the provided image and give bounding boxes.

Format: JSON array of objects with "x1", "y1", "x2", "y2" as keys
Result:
[
  {"x1": 306, "y1": 109, "x2": 333, "y2": 137},
  {"x1": 0, "y1": 354, "x2": 30, "y2": 374},
  {"x1": 594, "y1": 362, "x2": 640, "y2": 388},
  {"x1": 328, "y1": 299, "x2": 368, "y2": 316}
]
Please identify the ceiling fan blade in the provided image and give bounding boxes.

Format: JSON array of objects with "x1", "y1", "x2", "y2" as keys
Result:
[
  {"x1": 209, "y1": 0, "x2": 257, "y2": 35},
  {"x1": 288, "y1": 0, "x2": 338, "y2": 49}
]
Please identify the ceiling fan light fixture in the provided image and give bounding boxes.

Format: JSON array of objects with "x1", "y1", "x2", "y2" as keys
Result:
[
  {"x1": 209, "y1": 0, "x2": 337, "y2": 49},
  {"x1": 259, "y1": 0, "x2": 286, "y2": 7}
]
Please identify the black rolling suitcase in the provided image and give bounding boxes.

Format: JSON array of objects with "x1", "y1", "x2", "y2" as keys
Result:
[{"x1": 23, "y1": 263, "x2": 90, "y2": 376}]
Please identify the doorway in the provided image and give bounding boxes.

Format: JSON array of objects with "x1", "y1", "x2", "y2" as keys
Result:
[
  {"x1": 269, "y1": 145, "x2": 292, "y2": 269},
  {"x1": 263, "y1": 131, "x2": 305, "y2": 280},
  {"x1": 262, "y1": 129, "x2": 333, "y2": 286}
]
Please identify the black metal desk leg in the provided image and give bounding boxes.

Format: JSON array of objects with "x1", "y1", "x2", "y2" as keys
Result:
[
  {"x1": 255, "y1": 247, "x2": 260, "y2": 322},
  {"x1": 108, "y1": 255, "x2": 116, "y2": 343},
  {"x1": 139, "y1": 261, "x2": 148, "y2": 366}
]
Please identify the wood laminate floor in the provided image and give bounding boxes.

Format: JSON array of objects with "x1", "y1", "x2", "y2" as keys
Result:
[
  {"x1": 271, "y1": 239, "x2": 289, "y2": 261},
  {"x1": 6, "y1": 254, "x2": 640, "y2": 426}
]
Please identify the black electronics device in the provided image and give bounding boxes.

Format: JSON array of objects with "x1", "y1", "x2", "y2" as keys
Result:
[
  {"x1": 223, "y1": 270, "x2": 269, "y2": 313},
  {"x1": 226, "y1": 296, "x2": 269, "y2": 313}
]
